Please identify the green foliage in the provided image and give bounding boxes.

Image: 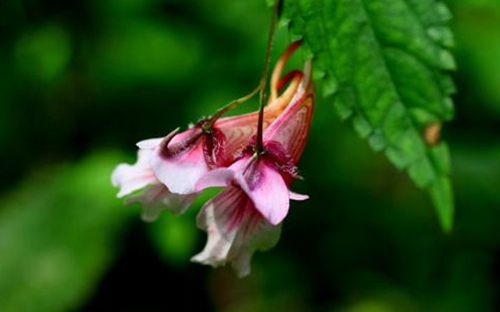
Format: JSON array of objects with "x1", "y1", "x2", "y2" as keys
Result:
[
  {"x1": 282, "y1": 0, "x2": 456, "y2": 232},
  {"x1": 149, "y1": 212, "x2": 198, "y2": 266},
  {"x1": 87, "y1": 0, "x2": 204, "y2": 93},
  {"x1": 0, "y1": 153, "x2": 132, "y2": 312},
  {"x1": 448, "y1": 0, "x2": 500, "y2": 115},
  {"x1": 14, "y1": 24, "x2": 71, "y2": 85}
]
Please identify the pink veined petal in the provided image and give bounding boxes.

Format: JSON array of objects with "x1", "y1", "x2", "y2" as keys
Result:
[
  {"x1": 111, "y1": 149, "x2": 157, "y2": 198},
  {"x1": 264, "y1": 59, "x2": 314, "y2": 164},
  {"x1": 289, "y1": 190, "x2": 309, "y2": 201},
  {"x1": 228, "y1": 156, "x2": 253, "y2": 172},
  {"x1": 236, "y1": 160, "x2": 290, "y2": 226},
  {"x1": 263, "y1": 95, "x2": 314, "y2": 164},
  {"x1": 215, "y1": 113, "x2": 259, "y2": 163},
  {"x1": 191, "y1": 188, "x2": 281, "y2": 277},
  {"x1": 191, "y1": 189, "x2": 245, "y2": 268},
  {"x1": 151, "y1": 139, "x2": 209, "y2": 194},
  {"x1": 214, "y1": 108, "x2": 289, "y2": 165},
  {"x1": 195, "y1": 168, "x2": 235, "y2": 192}
]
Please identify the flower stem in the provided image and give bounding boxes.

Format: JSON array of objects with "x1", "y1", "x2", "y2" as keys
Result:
[
  {"x1": 256, "y1": 0, "x2": 280, "y2": 154},
  {"x1": 206, "y1": 84, "x2": 261, "y2": 128},
  {"x1": 205, "y1": 0, "x2": 280, "y2": 132}
]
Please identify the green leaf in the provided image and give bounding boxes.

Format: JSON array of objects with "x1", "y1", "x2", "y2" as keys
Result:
[
  {"x1": 283, "y1": 0, "x2": 455, "y2": 231},
  {"x1": 0, "y1": 152, "x2": 132, "y2": 312}
]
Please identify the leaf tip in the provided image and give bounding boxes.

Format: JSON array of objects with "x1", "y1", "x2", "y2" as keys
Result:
[{"x1": 429, "y1": 177, "x2": 454, "y2": 234}]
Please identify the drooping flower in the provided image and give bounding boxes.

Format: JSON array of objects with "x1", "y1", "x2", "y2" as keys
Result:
[
  {"x1": 191, "y1": 59, "x2": 314, "y2": 277},
  {"x1": 111, "y1": 41, "x2": 305, "y2": 219},
  {"x1": 149, "y1": 41, "x2": 305, "y2": 196}
]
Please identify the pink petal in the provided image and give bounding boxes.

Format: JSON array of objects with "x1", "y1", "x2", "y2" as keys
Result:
[
  {"x1": 263, "y1": 94, "x2": 314, "y2": 164},
  {"x1": 168, "y1": 126, "x2": 199, "y2": 146},
  {"x1": 111, "y1": 149, "x2": 157, "y2": 198},
  {"x1": 264, "y1": 58, "x2": 314, "y2": 164},
  {"x1": 214, "y1": 109, "x2": 289, "y2": 165},
  {"x1": 195, "y1": 168, "x2": 235, "y2": 192},
  {"x1": 215, "y1": 113, "x2": 259, "y2": 164},
  {"x1": 151, "y1": 137, "x2": 208, "y2": 195},
  {"x1": 209, "y1": 66, "x2": 310, "y2": 166},
  {"x1": 236, "y1": 160, "x2": 290, "y2": 225},
  {"x1": 192, "y1": 188, "x2": 280, "y2": 277}
]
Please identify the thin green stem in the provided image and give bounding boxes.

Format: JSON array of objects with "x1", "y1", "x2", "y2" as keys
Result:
[
  {"x1": 205, "y1": 0, "x2": 280, "y2": 132},
  {"x1": 205, "y1": 84, "x2": 261, "y2": 129},
  {"x1": 256, "y1": 0, "x2": 280, "y2": 153}
]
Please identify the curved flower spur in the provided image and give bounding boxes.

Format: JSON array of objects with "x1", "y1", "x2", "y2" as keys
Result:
[
  {"x1": 112, "y1": 41, "x2": 305, "y2": 221},
  {"x1": 192, "y1": 59, "x2": 314, "y2": 277}
]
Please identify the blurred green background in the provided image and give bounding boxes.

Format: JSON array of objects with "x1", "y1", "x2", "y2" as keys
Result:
[{"x1": 0, "y1": 0, "x2": 499, "y2": 311}]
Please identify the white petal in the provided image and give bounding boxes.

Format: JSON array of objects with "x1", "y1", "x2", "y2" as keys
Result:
[
  {"x1": 136, "y1": 137, "x2": 163, "y2": 150},
  {"x1": 126, "y1": 184, "x2": 197, "y2": 221},
  {"x1": 111, "y1": 149, "x2": 156, "y2": 198},
  {"x1": 192, "y1": 188, "x2": 281, "y2": 277},
  {"x1": 289, "y1": 190, "x2": 309, "y2": 201}
]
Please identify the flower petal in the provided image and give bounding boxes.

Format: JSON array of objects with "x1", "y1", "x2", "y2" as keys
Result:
[
  {"x1": 214, "y1": 113, "x2": 258, "y2": 164},
  {"x1": 192, "y1": 188, "x2": 281, "y2": 277},
  {"x1": 111, "y1": 149, "x2": 157, "y2": 198},
  {"x1": 270, "y1": 40, "x2": 303, "y2": 102},
  {"x1": 195, "y1": 168, "x2": 235, "y2": 191},
  {"x1": 152, "y1": 136, "x2": 208, "y2": 194},
  {"x1": 289, "y1": 190, "x2": 309, "y2": 201},
  {"x1": 264, "y1": 58, "x2": 314, "y2": 164},
  {"x1": 263, "y1": 94, "x2": 314, "y2": 164},
  {"x1": 136, "y1": 137, "x2": 163, "y2": 150},
  {"x1": 236, "y1": 160, "x2": 290, "y2": 225},
  {"x1": 126, "y1": 184, "x2": 197, "y2": 221},
  {"x1": 214, "y1": 99, "x2": 299, "y2": 165}
]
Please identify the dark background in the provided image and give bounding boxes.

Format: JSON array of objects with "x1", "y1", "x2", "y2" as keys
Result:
[{"x1": 0, "y1": 0, "x2": 499, "y2": 311}]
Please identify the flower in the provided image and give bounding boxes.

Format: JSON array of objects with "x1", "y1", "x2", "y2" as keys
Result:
[
  {"x1": 112, "y1": 41, "x2": 304, "y2": 219},
  {"x1": 111, "y1": 40, "x2": 315, "y2": 277},
  {"x1": 191, "y1": 59, "x2": 314, "y2": 276},
  {"x1": 111, "y1": 140, "x2": 196, "y2": 221},
  {"x1": 149, "y1": 41, "x2": 305, "y2": 196}
]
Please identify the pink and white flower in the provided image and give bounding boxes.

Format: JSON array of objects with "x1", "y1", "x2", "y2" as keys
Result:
[
  {"x1": 112, "y1": 41, "x2": 315, "y2": 277},
  {"x1": 148, "y1": 40, "x2": 306, "y2": 197},
  {"x1": 112, "y1": 42, "x2": 304, "y2": 216},
  {"x1": 191, "y1": 59, "x2": 314, "y2": 276}
]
